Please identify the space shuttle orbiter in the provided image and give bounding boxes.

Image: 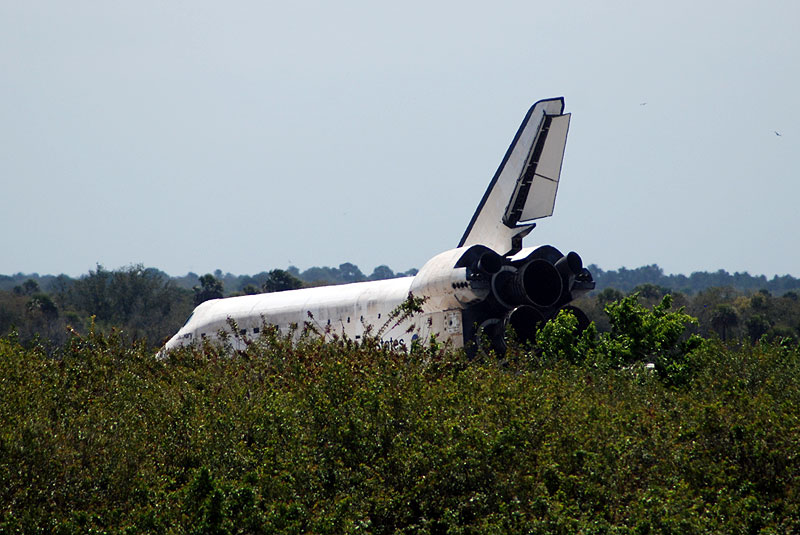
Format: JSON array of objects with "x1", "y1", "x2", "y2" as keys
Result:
[{"x1": 162, "y1": 97, "x2": 594, "y2": 356}]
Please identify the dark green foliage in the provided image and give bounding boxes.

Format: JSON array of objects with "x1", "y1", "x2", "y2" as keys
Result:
[
  {"x1": 589, "y1": 264, "x2": 800, "y2": 295},
  {"x1": 262, "y1": 269, "x2": 304, "y2": 293},
  {"x1": 569, "y1": 281, "x2": 800, "y2": 347},
  {"x1": 239, "y1": 284, "x2": 261, "y2": 296},
  {"x1": 70, "y1": 265, "x2": 193, "y2": 345},
  {"x1": 194, "y1": 274, "x2": 224, "y2": 305},
  {"x1": 711, "y1": 303, "x2": 739, "y2": 341},
  {"x1": 631, "y1": 282, "x2": 670, "y2": 301},
  {"x1": 9, "y1": 261, "x2": 800, "y2": 298},
  {"x1": 0, "y1": 291, "x2": 28, "y2": 338},
  {"x1": 27, "y1": 293, "x2": 58, "y2": 318},
  {"x1": 0, "y1": 265, "x2": 194, "y2": 348},
  {"x1": 288, "y1": 263, "x2": 416, "y2": 286},
  {"x1": 532, "y1": 308, "x2": 597, "y2": 365},
  {"x1": 337, "y1": 262, "x2": 365, "y2": 283},
  {"x1": 535, "y1": 294, "x2": 703, "y2": 386},
  {"x1": 766, "y1": 325, "x2": 799, "y2": 345},
  {"x1": 596, "y1": 287, "x2": 623, "y2": 306},
  {"x1": 601, "y1": 293, "x2": 699, "y2": 367},
  {"x1": 745, "y1": 314, "x2": 771, "y2": 343},
  {"x1": 368, "y1": 265, "x2": 395, "y2": 280},
  {"x1": 296, "y1": 263, "x2": 367, "y2": 285},
  {"x1": 13, "y1": 278, "x2": 40, "y2": 296},
  {"x1": 3, "y1": 315, "x2": 800, "y2": 533}
]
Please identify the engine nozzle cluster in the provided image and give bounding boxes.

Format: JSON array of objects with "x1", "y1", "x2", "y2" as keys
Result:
[{"x1": 464, "y1": 246, "x2": 594, "y2": 354}]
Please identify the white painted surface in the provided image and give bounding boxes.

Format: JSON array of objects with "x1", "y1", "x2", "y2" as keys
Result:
[
  {"x1": 519, "y1": 114, "x2": 570, "y2": 222},
  {"x1": 164, "y1": 276, "x2": 418, "y2": 351}
]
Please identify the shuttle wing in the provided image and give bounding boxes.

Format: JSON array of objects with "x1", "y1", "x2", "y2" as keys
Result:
[{"x1": 459, "y1": 98, "x2": 571, "y2": 255}]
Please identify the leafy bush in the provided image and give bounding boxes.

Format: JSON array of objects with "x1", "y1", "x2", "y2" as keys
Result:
[
  {"x1": 533, "y1": 293, "x2": 703, "y2": 386},
  {"x1": 2, "y1": 315, "x2": 800, "y2": 533}
]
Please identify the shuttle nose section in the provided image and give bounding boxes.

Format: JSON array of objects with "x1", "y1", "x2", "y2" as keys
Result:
[
  {"x1": 157, "y1": 330, "x2": 191, "y2": 359},
  {"x1": 156, "y1": 337, "x2": 177, "y2": 360}
]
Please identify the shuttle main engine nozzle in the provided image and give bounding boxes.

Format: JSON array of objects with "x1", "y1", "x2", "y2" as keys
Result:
[
  {"x1": 505, "y1": 305, "x2": 546, "y2": 345},
  {"x1": 477, "y1": 305, "x2": 546, "y2": 352},
  {"x1": 491, "y1": 259, "x2": 562, "y2": 309}
]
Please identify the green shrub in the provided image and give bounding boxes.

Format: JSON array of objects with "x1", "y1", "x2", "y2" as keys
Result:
[
  {"x1": 533, "y1": 293, "x2": 703, "y2": 386},
  {"x1": 2, "y1": 322, "x2": 800, "y2": 533}
]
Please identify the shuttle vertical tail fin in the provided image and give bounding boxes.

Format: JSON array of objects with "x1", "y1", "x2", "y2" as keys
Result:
[{"x1": 459, "y1": 97, "x2": 571, "y2": 255}]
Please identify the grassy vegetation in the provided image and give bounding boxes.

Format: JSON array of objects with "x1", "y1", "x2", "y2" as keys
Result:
[{"x1": 2, "y1": 299, "x2": 800, "y2": 533}]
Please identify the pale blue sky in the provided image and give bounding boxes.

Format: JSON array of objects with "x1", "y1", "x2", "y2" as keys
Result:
[{"x1": 2, "y1": 1, "x2": 798, "y2": 278}]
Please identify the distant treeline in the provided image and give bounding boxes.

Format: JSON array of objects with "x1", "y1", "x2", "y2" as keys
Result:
[
  {"x1": 3, "y1": 262, "x2": 797, "y2": 297},
  {"x1": 169, "y1": 263, "x2": 419, "y2": 295},
  {"x1": 0, "y1": 263, "x2": 418, "y2": 296},
  {"x1": 2, "y1": 262, "x2": 800, "y2": 349},
  {"x1": 590, "y1": 263, "x2": 800, "y2": 295}
]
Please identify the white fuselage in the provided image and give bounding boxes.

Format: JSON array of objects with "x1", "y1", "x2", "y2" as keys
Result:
[
  {"x1": 163, "y1": 247, "x2": 480, "y2": 353},
  {"x1": 164, "y1": 277, "x2": 423, "y2": 351}
]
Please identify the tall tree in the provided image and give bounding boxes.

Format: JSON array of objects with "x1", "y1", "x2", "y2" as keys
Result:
[
  {"x1": 369, "y1": 265, "x2": 395, "y2": 280},
  {"x1": 262, "y1": 269, "x2": 303, "y2": 293},
  {"x1": 14, "y1": 279, "x2": 40, "y2": 296},
  {"x1": 338, "y1": 263, "x2": 365, "y2": 283},
  {"x1": 711, "y1": 304, "x2": 739, "y2": 341},
  {"x1": 194, "y1": 274, "x2": 224, "y2": 306}
]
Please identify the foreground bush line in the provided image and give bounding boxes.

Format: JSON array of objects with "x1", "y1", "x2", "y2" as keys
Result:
[{"x1": 2, "y1": 299, "x2": 800, "y2": 533}]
